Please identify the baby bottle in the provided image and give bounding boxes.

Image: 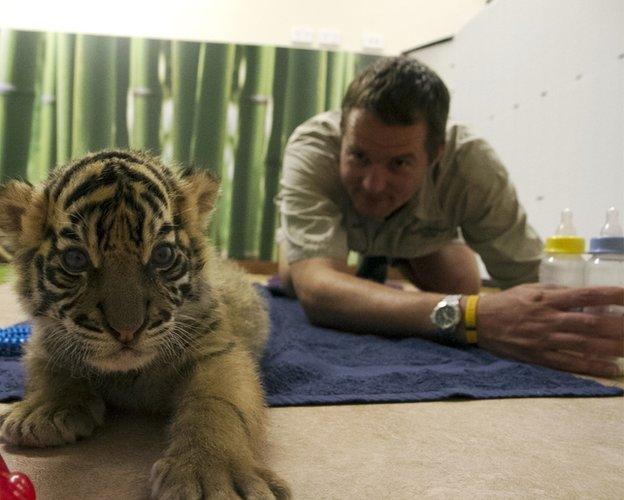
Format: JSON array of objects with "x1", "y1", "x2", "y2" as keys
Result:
[
  {"x1": 539, "y1": 209, "x2": 585, "y2": 287},
  {"x1": 584, "y1": 207, "x2": 624, "y2": 311}
]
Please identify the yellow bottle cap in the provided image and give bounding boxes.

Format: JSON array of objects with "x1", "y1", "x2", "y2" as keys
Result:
[{"x1": 544, "y1": 235, "x2": 585, "y2": 254}]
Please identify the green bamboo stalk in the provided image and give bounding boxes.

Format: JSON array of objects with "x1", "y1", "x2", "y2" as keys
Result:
[
  {"x1": 71, "y1": 34, "x2": 116, "y2": 156},
  {"x1": 191, "y1": 43, "x2": 235, "y2": 173},
  {"x1": 129, "y1": 38, "x2": 162, "y2": 153},
  {"x1": 30, "y1": 32, "x2": 56, "y2": 182},
  {"x1": 325, "y1": 50, "x2": 347, "y2": 111},
  {"x1": 342, "y1": 52, "x2": 356, "y2": 97},
  {"x1": 55, "y1": 33, "x2": 75, "y2": 165},
  {"x1": 114, "y1": 37, "x2": 130, "y2": 149},
  {"x1": 158, "y1": 41, "x2": 173, "y2": 163},
  {"x1": 161, "y1": 41, "x2": 172, "y2": 97},
  {"x1": 190, "y1": 43, "x2": 235, "y2": 247},
  {"x1": 259, "y1": 47, "x2": 289, "y2": 260},
  {"x1": 171, "y1": 40, "x2": 200, "y2": 165},
  {"x1": 230, "y1": 45, "x2": 244, "y2": 103},
  {"x1": 214, "y1": 46, "x2": 244, "y2": 255},
  {"x1": 217, "y1": 45, "x2": 245, "y2": 252},
  {"x1": 253, "y1": 48, "x2": 329, "y2": 260},
  {"x1": 355, "y1": 53, "x2": 382, "y2": 75},
  {"x1": 0, "y1": 30, "x2": 40, "y2": 181},
  {"x1": 283, "y1": 48, "x2": 327, "y2": 138},
  {"x1": 24, "y1": 33, "x2": 44, "y2": 183},
  {"x1": 227, "y1": 46, "x2": 275, "y2": 259}
]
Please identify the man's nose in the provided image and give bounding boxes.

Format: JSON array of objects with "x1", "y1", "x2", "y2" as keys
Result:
[{"x1": 361, "y1": 164, "x2": 387, "y2": 194}]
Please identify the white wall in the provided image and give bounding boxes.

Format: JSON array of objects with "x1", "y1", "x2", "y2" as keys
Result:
[
  {"x1": 4, "y1": 0, "x2": 621, "y2": 240},
  {"x1": 0, "y1": 0, "x2": 485, "y2": 56},
  {"x1": 414, "y1": 0, "x2": 624, "y2": 242}
]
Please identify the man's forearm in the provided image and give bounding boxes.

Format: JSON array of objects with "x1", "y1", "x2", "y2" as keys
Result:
[{"x1": 291, "y1": 262, "x2": 450, "y2": 339}]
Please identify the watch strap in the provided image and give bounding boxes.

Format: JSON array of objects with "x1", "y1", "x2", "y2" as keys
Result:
[
  {"x1": 464, "y1": 294, "x2": 480, "y2": 345},
  {"x1": 445, "y1": 294, "x2": 462, "y2": 308}
]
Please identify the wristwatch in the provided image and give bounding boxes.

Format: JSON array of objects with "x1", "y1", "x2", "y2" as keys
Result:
[{"x1": 430, "y1": 295, "x2": 463, "y2": 338}]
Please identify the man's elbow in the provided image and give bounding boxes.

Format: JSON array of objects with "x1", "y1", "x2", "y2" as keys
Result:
[
  {"x1": 292, "y1": 279, "x2": 332, "y2": 326},
  {"x1": 277, "y1": 253, "x2": 297, "y2": 298}
]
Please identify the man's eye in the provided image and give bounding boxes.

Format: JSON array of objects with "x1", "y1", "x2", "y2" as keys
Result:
[
  {"x1": 61, "y1": 248, "x2": 90, "y2": 273},
  {"x1": 349, "y1": 151, "x2": 368, "y2": 164},
  {"x1": 389, "y1": 158, "x2": 409, "y2": 170},
  {"x1": 151, "y1": 244, "x2": 176, "y2": 269}
]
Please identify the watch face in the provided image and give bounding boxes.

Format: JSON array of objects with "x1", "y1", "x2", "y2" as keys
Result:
[{"x1": 434, "y1": 305, "x2": 458, "y2": 329}]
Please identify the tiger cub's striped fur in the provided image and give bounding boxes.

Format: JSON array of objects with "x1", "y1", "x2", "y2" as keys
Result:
[{"x1": 0, "y1": 150, "x2": 290, "y2": 499}]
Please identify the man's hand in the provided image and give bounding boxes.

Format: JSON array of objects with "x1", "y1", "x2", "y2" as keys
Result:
[{"x1": 477, "y1": 284, "x2": 624, "y2": 377}]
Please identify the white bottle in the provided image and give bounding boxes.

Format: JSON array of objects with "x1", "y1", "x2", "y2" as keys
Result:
[
  {"x1": 539, "y1": 209, "x2": 586, "y2": 287},
  {"x1": 585, "y1": 207, "x2": 624, "y2": 310},
  {"x1": 584, "y1": 207, "x2": 624, "y2": 374}
]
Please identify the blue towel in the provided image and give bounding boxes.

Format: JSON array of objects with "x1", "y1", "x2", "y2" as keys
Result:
[{"x1": 0, "y1": 286, "x2": 621, "y2": 404}]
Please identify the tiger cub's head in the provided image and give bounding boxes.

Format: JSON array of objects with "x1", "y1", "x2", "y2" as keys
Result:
[{"x1": 0, "y1": 150, "x2": 219, "y2": 373}]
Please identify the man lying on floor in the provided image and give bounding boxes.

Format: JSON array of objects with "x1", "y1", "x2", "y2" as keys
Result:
[{"x1": 276, "y1": 56, "x2": 624, "y2": 378}]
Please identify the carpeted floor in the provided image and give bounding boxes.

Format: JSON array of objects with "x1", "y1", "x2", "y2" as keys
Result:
[{"x1": 0, "y1": 280, "x2": 622, "y2": 499}]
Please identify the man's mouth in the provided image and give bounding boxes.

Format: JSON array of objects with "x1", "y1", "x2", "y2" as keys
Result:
[{"x1": 355, "y1": 192, "x2": 386, "y2": 204}]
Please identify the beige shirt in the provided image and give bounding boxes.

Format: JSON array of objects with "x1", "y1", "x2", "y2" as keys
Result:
[{"x1": 277, "y1": 111, "x2": 543, "y2": 288}]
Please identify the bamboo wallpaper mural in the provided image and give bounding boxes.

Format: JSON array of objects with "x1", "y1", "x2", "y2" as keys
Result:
[{"x1": 0, "y1": 29, "x2": 379, "y2": 261}]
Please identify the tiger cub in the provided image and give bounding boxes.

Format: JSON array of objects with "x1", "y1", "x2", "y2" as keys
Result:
[{"x1": 0, "y1": 150, "x2": 290, "y2": 499}]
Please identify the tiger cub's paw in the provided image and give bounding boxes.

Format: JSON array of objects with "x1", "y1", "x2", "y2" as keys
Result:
[
  {"x1": 150, "y1": 452, "x2": 291, "y2": 500},
  {"x1": 0, "y1": 396, "x2": 105, "y2": 447}
]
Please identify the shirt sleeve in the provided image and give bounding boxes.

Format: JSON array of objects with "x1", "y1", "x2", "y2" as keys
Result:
[
  {"x1": 450, "y1": 137, "x2": 543, "y2": 289},
  {"x1": 276, "y1": 117, "x2": 349, "y2": 264}
]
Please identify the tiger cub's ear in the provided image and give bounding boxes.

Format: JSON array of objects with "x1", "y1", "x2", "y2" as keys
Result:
[
  {"x1": 178, "y1": 169, "x2": 220, "y2": 229},
  {"x1": 0, "y1": 180, "x2": 35, "y2": 238}
]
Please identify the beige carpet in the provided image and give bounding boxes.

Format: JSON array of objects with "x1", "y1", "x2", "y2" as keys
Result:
[{"x1": 0, "y1": 282, "x2": 622, "y2": 499}]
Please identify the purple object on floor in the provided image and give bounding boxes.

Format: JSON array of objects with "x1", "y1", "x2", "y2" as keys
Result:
[{"x1": 0, "y1": 286, "x2": 622, "y2": 405}]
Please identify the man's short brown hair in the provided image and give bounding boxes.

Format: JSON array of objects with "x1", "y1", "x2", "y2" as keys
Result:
[{"x1": 341, "y1": 56, "x2": 450, "y2": 162}]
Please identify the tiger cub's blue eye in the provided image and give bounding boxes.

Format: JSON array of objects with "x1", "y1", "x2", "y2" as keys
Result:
[
  {"x1": 151, "y1": 244, "x2": 175, "y2": 269},
  {"x1": 61, "y1": 248, "x2": 90, "y2": 273}
]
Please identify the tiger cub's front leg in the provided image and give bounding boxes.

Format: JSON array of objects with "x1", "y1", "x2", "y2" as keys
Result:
[
  {"x1": 150, "y1": 346, "x2": 290, "y2": 500},
  {"x1": 0, "y1": 363, "x2": 105, "y2": 447}
]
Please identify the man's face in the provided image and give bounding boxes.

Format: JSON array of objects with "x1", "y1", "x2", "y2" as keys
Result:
[{"x1": 339, "y1": 108, "x2": 437, "y2": 220}]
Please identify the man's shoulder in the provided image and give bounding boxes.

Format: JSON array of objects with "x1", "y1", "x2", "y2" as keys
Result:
[
  {"x1": 284, "y1": 111, "x2": 342, "y2": 181},
  {"x1": 444, "y1": 123, "x2": 482, "y2": 153},
  {"x1": 441, "y1": 123, "x2": 508, "y2": 185},
  {"x1": 280, "y1": 111, "x2": 344, "y2": 200},
  {"x1": 288, "y1": 111, "x2": 342, "y2": 146}
]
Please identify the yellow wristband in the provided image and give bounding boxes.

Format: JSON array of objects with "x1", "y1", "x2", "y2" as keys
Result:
[{"x1": 464, "y1": 295, "x2": 480, "y2": 344}]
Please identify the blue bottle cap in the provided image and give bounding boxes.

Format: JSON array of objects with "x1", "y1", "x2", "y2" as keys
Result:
[{"x1": 588, "y1": 237, "x2": 624, "y2": 254}]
